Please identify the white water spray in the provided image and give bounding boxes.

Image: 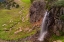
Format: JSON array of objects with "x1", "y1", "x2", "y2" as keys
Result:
[{"x1": 38, "y1": 11, "x2": 48, "y2": 41}]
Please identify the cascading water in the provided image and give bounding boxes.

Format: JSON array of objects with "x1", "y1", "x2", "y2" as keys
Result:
[{"x1": 38, "y1": 11, "x2": 49, "y2": 41}]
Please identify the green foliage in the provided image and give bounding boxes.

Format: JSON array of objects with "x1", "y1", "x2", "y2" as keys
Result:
[
  {"x1": 60, "y1": 15, "x2": 64, "y2": 21},
  {"x1": 22, "y1": 0, "x2": 30, "y2": 4},
  {"x1": 46, "y1": 0, "x2": 64, "y2": 9},
  {"x1": 46, "y1": 0, "x2": 53, "y2": 2},
  {"x1": 53, "y1": 0, "x2": 64, "y2": 7},
  {"x1": 0, "y1": 0, "x2": 19, "y2": 9},
  {"x1": 50, "y1": 34, "x2": 64, "y2": 42}
]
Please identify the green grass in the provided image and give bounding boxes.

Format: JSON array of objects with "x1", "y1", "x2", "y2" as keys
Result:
[
  {"x1": 22, "y1": 0, "x2": 30, "y2": 4},
  {"x1": 50, "y1": 34, "x2": 64, "y2": 42},
  {"x1": 0, "y1": 0, "x2": 36, "y2": 40}
]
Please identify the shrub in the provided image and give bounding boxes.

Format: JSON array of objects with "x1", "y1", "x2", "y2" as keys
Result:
[
  {"x1": 53, "y1": 0, "x2": 64, "y2": 7},
  {"x1": 16, "y1": 4, "x2": 19, "y2": 8}
]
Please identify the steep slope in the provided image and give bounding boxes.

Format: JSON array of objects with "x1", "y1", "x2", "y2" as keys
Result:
[{"x1": 0, "y1": 0, "x2": 37, "y2": 41}]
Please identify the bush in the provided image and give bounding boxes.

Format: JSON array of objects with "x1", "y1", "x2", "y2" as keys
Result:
[
  {"x1": 16, "y1": 4, "x2": 19, "y2": 8},
  {"x1": 53, "y1": 0, "x2": 64, "y2": 7}
]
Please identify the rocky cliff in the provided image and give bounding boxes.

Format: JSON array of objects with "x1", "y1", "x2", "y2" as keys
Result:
[
  {"x1": 48, "y1": 0, "x2": 64, "y2": 36},
  {"x1": 30, "y1": 0, "x2": 46, "y2": 26},
  {"x1": 51, "y1": 7, "x2": 64, "y2": 35},
  {"x1": 30, "y1": 0, "x2": 64, "y2": 42}
]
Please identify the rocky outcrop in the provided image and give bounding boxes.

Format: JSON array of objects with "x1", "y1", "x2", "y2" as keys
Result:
[
  {"x1": 30, "y1": 0, "x2": 64, "y2": 42},
  {"x1": 49, "y1": 7, "x2": 64, "y2": 36},
  {"x1": 30, "y1": 0, "x2": 46, "y2": 25},
  {"x1": 29, "y1": 0, "x2": 53, "y2": 42}
]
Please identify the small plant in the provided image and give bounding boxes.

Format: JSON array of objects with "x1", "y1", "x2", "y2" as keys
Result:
[
  {"x1": 60, "y1": 15, "x2": 64, "y2": 21},
  {"x1": 16, "y1": 4, "x2": 19, "y2": 8},
  {"x1": 53, "y1": 0, "x2": 64, "y2": 7}
]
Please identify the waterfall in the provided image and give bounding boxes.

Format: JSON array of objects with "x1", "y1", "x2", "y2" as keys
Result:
[{"x1": 38, "y1": 11, "x2": 49, "y2": 41}]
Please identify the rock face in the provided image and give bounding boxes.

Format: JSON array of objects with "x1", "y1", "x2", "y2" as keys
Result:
[
  {"x1": 49, "y1": 7, "x2": 64, "y2": 36},
  {"x1": 30, "y1": 0, "x2": 46, "y2": 24},
  {"x1": 30, "y1": 0, "x2": 64, "y2": 42},
  {"x1": 30, "y1": 0, "x2": 64, "y2": 35}
]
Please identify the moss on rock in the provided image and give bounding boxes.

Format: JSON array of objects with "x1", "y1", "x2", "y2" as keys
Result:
[{"x1": 53, "y1": 0, "x2": 64, "y2": 7}]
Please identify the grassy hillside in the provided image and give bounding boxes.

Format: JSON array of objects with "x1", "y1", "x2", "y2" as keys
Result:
[
  {"x1": 0, "y1": 0, "x2": 64, "y2": 42},
  {"x1": 22, "y1": 0, "x2": 30, "y2": 3},
  {"x1": 0, "y1": 0, "x2": 36, "y2": 40}
]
